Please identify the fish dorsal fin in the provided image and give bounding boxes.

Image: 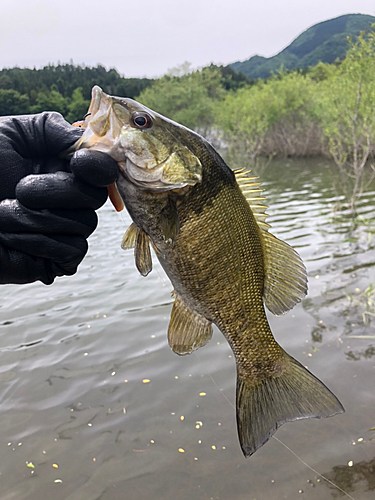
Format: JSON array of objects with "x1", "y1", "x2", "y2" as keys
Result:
[
  {"x1": 262, "y1": 232, "x2": 308, "y2": 315},
  {"x1": 121, "y1": 223, "x2": 152, "y2": 276},
  {"x1": 234, "y1": 167, "x2": 270, "y2": 232},
  {"x1": 168, "y1": 294, "x2": 213, "y2": 355},
  {"x1": 135, "y1": 228, "x2": 152, "y2": 277},
  {"x1": 234, "y1": 168, "x2": 307, "y2": 315}
]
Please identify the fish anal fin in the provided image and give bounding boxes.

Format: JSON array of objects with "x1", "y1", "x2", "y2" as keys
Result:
[
  {"x1": 121, "y1": 222, "x2": 138, "y2": 250},
  {"x1": 135, "y1": 227, "x2": 152, "y2": 277},
  {"x1": 262, "y1": 232, "x2": 308, "y2": 315},
  {"x1": 168, "y1": 295, "x2": 212, "y2": 355},
  {"x1": 236, "y1": 354, "x2": 344, "y2": 458}
]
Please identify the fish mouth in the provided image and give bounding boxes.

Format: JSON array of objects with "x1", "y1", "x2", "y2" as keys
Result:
[
  {"x1": 88, "y1": 85, "x2": 105, "y2": 116},
  {"x1": 118, "y1": 157, "x2": 191, "y2": 191}
]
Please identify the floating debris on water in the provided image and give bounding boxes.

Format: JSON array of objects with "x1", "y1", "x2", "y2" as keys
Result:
[
  {"x1": 358, "y1": 437, "x2": 364, "y2": 442},
  {"x1": 143, "y1": 379, "x2": 150, "y2": 384},
  {"x1": 52, "y1": 464, "x2": 59, "y2": 469},
  {"x1": 54, "y1": 479, "x2": 62, "y2": 483},
  {"x1": 178, "y1": 448, "x2": 185, "y2": 453},
  {"x1": 211, "y1": 446, "x2": 216, "y2": 450},
  {"x1": 348, "y1": 460, "x2": 354, "y2": 467},
  {"x1": 180, "y1": 416, "x2": 185, "y2": 421},
  {"x1": 26, "y1": 462, "x2": 35, "y2": 469},
  {"x1": 111, "y1": 372, "x2": 116, "y2": 376},
  {"x1": 88, "y1": 423, "x2": 93, "y2": 427},
  {"x1": 199, "y1": 392, "x2": 206, "y2": 397}
]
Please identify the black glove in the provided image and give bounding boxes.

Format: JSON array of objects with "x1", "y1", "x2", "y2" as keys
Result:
[{"x1": 0, "y1": 112, "x2": 119, "y2": 285}]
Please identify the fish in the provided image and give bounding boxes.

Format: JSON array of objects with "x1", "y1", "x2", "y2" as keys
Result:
[{"x1": 71, "y1": 85, "x2": 344, "y2": 457}]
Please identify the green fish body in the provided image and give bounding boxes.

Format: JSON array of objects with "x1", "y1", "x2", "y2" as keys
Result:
[{"x1": 73, "y1": 86, "x2": 344, "y2": 457}]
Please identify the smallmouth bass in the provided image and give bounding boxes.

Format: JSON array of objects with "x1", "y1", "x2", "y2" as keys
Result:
[{"x1": 72, "y1": 86, "x2": 344, "y2": 457}]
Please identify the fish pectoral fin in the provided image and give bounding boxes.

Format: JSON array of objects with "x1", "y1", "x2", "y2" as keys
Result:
[
  {"x1": 168, "y1": 295, "x2": 212, "y2": 355},
  {"x1": 262, "y1": 232, "x2": 308, "y2": 315},
  {"x1": 134, "y1": 227, "x2": 152, "y2": 277},
  {"x1": 121, "y1": 223, "x2": 138, "y2": 250},
  {"x1": 236, "y1": 354, "x2": 344, "y2": 458},
  {"x1": 161, "y1": 198, "x2": 180, "y2": 245}
]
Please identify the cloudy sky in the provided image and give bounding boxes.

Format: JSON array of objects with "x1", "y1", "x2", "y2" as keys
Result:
[{"x1": 1, "y1": 0, "x2": 374, "y2": 78}]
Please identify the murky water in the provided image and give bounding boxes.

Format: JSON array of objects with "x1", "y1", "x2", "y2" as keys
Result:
[{"x1": 0, "y1": 158, "x2": 374, "y2": 500}]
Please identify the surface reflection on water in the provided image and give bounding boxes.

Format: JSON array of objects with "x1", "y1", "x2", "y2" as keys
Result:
[{"x1": 0, "y1": 158, "x2": 374, "y2": 500}]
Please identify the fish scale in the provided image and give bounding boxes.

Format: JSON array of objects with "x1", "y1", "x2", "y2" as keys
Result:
[{"x1": 71, "y1": 85, "x2": 345, "y2": 457}]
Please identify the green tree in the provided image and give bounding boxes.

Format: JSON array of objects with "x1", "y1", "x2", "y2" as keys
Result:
[
  {"x1": 137, "y1": 65, "x2": 226, "y2": 133},
  {"x1": 30, "y1": 85, "x2": 67, "y2": 116},
  {"x1": 0, "y1": 89, "x2": 30, "y2": 116},
  {"x1": 213, "y1": 72, "x2": 318, "y2": 164},
  {"x1": 316, "y1": 29, "x2": 375, "y2": 212},
  {"x1": 66, "y1": 87, "x2": 90, "y2": 123}
]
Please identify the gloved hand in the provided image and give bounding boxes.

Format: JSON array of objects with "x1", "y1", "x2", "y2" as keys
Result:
[{"x1": 0, "y1": 112, "x2": 119, "y2": 285}]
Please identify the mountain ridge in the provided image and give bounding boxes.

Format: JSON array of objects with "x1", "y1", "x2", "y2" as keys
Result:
[{"x1": 229, "y1": 13, "x2": 375, "y2": 79}]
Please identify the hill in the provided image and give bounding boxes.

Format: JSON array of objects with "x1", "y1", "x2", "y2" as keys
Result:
[{"x1": 229, "y1": 13, "x2": 375, "y2": 79}]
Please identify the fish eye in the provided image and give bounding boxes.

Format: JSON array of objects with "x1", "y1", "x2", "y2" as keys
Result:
[{"x1": 131, "y1": 112, "x2": 153, "y2": 129}]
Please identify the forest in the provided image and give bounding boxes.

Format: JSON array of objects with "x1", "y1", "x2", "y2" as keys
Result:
[{"x1": 0, "y1": 29, "x2": 374, "y2": 206}]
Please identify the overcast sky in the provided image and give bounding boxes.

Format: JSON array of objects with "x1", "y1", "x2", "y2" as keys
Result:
[{"x1": 1, "y1": 0, "x2": 374, "y2": 78}]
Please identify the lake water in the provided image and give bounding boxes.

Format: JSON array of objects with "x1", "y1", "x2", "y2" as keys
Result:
[{"x1": 0, "y1": 158, "x2": 374, "y2": 500}]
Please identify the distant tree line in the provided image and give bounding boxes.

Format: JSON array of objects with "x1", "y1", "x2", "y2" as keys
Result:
[
  {"x1": 0, "y1": 63, "x2": 154, "y2": 122},
  {"x1": 0, "y1": 62, "x2": 251, "y2": 123}
]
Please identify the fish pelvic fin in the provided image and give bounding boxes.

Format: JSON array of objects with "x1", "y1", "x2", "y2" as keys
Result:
[
  {"x1": 121, "y1": 223, "x2": 153, "y2": 276},
  {"x1": 168, "y1": 295, "x2": 213, "y2": 355},
  {"x1": 121, "y1": 222, "x2": 138, "y2": 250},
  {"x1": 236, "y1": 355, "x2": 344, "y2": 458}
]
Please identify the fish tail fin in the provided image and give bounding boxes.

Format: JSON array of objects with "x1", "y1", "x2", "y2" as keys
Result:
[{"x1": 236, "y1": 354, "x2": 344, "y2": 458}]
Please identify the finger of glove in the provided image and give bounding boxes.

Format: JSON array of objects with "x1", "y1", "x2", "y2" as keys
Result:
[
  {"x1": 70, "y1": 150, "x2": 119, "y2": 187},
  {"x1": 0, "y1": 232, "x2": 88, "y2": 272},
  {"x1": 0, "y1": 245, "x2": 56, "y2": 285},
  {"x1": 16, "y1": 172, "x2": 108, "y2": 210},
  {"x1": 1, "y1": 113, "x2": 83, "y2": 158},
  {"x1": 0, "y1": 199, "x2": 98, "y2": 239},
  {"x1": 25, "y1": 112, "x2": 83, "y2": 156}
]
